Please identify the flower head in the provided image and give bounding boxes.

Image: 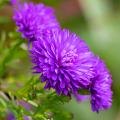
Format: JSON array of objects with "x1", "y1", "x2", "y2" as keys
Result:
[
  {"x1": 13, "y1": 2, "x2": 60, "y2": 41},
  {"x1": 90, "y1": 57, "x2": 112, "y2": 112},
  {"x1": 30, "y1": 29, "x2": 95, "y2": 96}
]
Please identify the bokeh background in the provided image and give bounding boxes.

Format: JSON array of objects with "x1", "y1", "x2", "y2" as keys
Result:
[{"x1": 0, "y1": 0, "x2": 120, "y2": 120}]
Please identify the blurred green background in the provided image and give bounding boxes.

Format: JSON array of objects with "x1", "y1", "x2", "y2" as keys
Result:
[{"x1": 0, "y1": 0, "x2": 120, "y2": 120}]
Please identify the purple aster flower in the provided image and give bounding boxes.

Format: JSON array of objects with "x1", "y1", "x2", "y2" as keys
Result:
[
  {"x1": 30, "y1": 29, "x2": 95, "y2": 96},
  {"x1": 13, "y1": 2, "x2": 60, "y2": 41},
  {"x1": 90, "y1": 57, "x2": 112, "y2": 112}
]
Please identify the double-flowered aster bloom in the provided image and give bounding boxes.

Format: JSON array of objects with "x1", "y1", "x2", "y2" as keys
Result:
[
  {"x1": 12, "y1": 1, "x2": 112, "y2": 112},
  {"x1": 30, "y1": 29, "x2": 95, "y2": 95},
  {"x1": 13, "y1": 2, "x2": 60, "y2": 41}
]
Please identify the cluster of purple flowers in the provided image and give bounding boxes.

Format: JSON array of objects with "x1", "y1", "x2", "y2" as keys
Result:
[{"x1": 13, "y1": 0, "x2": 112, "y2": 112}]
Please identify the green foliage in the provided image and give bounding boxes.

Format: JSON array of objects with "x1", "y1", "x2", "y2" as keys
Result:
[
  {"x1": 0, "y1": 0, "x2": 10, "y2": 7},
  {"x1": 0, "y1": 73, "x2": 72, "y2": 119}
]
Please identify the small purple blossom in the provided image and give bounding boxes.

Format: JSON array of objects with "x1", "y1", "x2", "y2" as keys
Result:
[
  {"x1": 90, "y1": 57, "x2": 112, "y2": 112},
  {"x1": 23, "y1": 116, "x2": 32, "y2": 120},
  {"x1": 18, "y1": 100, "x2": 31, "y2": 110},
  {"x1": 7, "y1": 112, "x2": 15, "y2": 120},
  {"x1": 13, "y1": 2, "x2": 60, "y2": 41},
  {"x1": 30, "y1": 29, "x2": 95, "y2": 96}
]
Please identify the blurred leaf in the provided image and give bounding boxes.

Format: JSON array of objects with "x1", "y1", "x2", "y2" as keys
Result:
[
  {"x1": 0, "y1": 16, "x2": 11, "y2": 24},
  {"x1": 0, "y1": 38, "x2": 24, "y2": 77}
]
